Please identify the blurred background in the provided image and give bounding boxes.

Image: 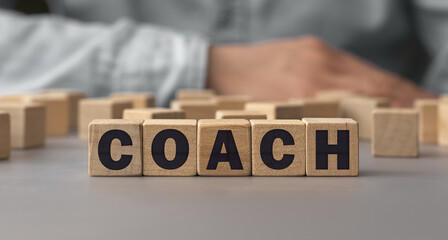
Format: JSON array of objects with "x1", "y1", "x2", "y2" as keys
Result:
[{"x1": 0, "y1": 0, "x2": 444, "y2": 107}]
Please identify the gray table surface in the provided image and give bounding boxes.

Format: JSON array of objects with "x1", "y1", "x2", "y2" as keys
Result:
[{"x1": 1, "y1": 133, "x2": 447, "y2": 240}]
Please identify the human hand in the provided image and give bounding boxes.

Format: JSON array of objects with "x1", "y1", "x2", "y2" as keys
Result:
[{"x1": 207, "y1": 36, "x2": 435, "y2": 107}]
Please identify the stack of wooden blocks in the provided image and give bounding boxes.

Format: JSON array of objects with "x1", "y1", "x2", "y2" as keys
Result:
[
  {"x1": 0, "y1": 90, "x2": 157, "y2": 158},
  {"x1": 373, "y1": 96, "x2": 448, "y2": 158},
  {"x1": 79, "y1": 92, "x2": 156, "y2": 139},
  {"x1": 1, "y1": 88, "x2": 447, "y2": 177},
  {"x1": 89, "y1": 118, "x2": 359, "y2": 177},
  {"x1": 0, "y1": 90, "x2": 87, "y2": 159},
  {"x1": 88, "y1": 89, "x2": 359, "y2": 177}
]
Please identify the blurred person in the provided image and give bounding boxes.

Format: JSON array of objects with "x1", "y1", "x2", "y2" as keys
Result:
[{"x1": 0, "y1": 0, "x2": 442, "y2": 107}]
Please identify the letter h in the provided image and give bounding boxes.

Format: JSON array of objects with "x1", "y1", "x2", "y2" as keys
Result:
[{"x1": 315, "y1": 130, "x2": 349, "y2": 170}]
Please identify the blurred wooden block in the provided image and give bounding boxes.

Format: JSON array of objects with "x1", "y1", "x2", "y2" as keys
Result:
[
  {"x1": 24, "y1": 94, "x2": 69, "y2": 136},
  {"x1": 143, "y1": 120, "x2": 197, "y2": 176},
  {"x1": 170, "y1": 100, "x2": 217, "y2": 119},
  {"x1": 315, "y1": 89, "x2": 358, "y2": 101},
  {"x1": 372, "y1": 109, "x2": 418, "y2": 157},
  {"x1": 41, "y1": 90, "x2": 86, "y2": 128},
  {"x1": 251, "y1": 120, "x2": 305, "y2": 176},
  {"x1": 176, "y1": 89, "x2": 215, "y2": 100},
  {"x1": 245, "y1": 102, "x2": 301, "y2": 120},
  {"x1": 213, "y1": 95, "x2": 251, "y2": 110},
  {"x1": 302, "y1": 118, "x2": 359, "y2": 176},
  {"x1": 123, "y1": 108, "x2": 185, "y2": 120},
  {"x1": 0, "y1": 103, "x2": 46, "y2": 148},
  {"x1": 415, "y1": 99, "x2": 438, "y2": 144},
  {"x1": 109, "y1": 92, "x2": 155, "y2": 108},
  {"x1": 79, "y1": 99, "x2": 133, "y2": 140},
  {"x1": 215, "y1": 110, "x2": 267, "y2": 120},
  {"x1": 0, "y1": 112, "x2": 11, "y2": 159},
  {"x1": 197, "y1": 119, "x2": 251, "y2": 176},
  {"x1": 89, "y1": 119, "x2": 143, "y2": 176},
  {"x1": 340, "y1": 97, "x2": 389, "y2": 139},
  {"x1": 289, "y1": 98, "x2": 340, "y2": 118},
  {"x1": 0, "y1": 93, "x2": 31, "y2": 103},
  {"x1": 438, "y1": 101, "x2": 448, "y2": 146}
]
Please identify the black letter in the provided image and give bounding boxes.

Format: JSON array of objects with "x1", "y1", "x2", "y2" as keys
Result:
[
  {"x1": 315, "y1": 130, "x2": 349, "y2": 169},
  {"x1": 260, "y1": 129, "x2": 295, "y2": 169},
  {"x1": 98, "y1": 129, "x2": 133, "y2": 170},
  {"x1": 152, "y1": 129, "x2": 189, "y2": 169},
  {"x1": 207, "y1": 130, "x2": 243, "y2": 170}
]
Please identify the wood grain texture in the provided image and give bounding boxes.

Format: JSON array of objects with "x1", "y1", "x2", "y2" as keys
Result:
[
  {"x1": 143, "y1": 120, "x2": 197, "y2": 176},
  {"x1": 438, "y1": 101, "x2": 448, "y2": 146},
  {"x1": 0, "y1": 103, "x2": 46, "y2": 148},
  {"x1": 89, "y1": 119, "x2": 143, "y2": 176},
  {"x1": 302, "y1": 118, "x2": 359, "y2": 176},
  {"x1": 213, "y1": 95, "x2": 251, "y2": 110},
  {"x1": 289, "y1": 98, "x2": 340, "y2": 118},
  {"x1": 197, "y1": 119, "x2": 251, "y2": 176},
  {"x1": 176, "y1": 89, "x2": 215, "y2": 100},
  {"x1": 41, "y1": 90, "x2": 86, "y2": 128},
  {"x1": 0, "y1": 112, "x2": 11, "y2": 159},
  {"x1": 245, "y1": 102, "x2": 301, "y2": 120},
  {"x1": 215, "y1": 110, "x2": 267, "y2": 120},
  {"x1": 170, "y1": 100, "x2": 217, "y2": 120},
  {"x1": 110, "y1": 92, "x2": 155, "y2": 108},
  {"x1": 372, "y1": 109, "x2": 418, "y2": 157},
  {"x1": 414, "y1": 99, "x2": 438, "y2": 144},
  {"x1": 340, "y1": 97, "x2": 389, "y2": 139},
  {"x1": 251, "y1": 120, "x2": 305, "y2": 176},
  {"x1": 25, "y1": 94, "x2": 69, "y2": 136},
  {"x1": 123, "y1": 108, "x2": 185, "y2": 120},
  {"x1": 79, "y1": 99, "x2": 133, "y2": 140}
]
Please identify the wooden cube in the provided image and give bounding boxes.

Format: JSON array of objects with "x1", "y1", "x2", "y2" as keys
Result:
[
  {"x1": 414, "y1": 99, "x2": 438, "y2": 144},
  {"x1": 251, "y1": 120, "x2": 305, "y2": 176},
  {"x1": 41, "y1": 90, "x2": 86, "y2": 128},
  {"x1": 0, "y1": 93, "x2": 31, "y2": 103},
  {"x1": 109, "y1": 92, "x2": 155, "y2": 108},
  {"x1": 176, "y1": 89, "x2": 215, "y2": 100},
  {"x1": 289, "y1": 98, "x2": 340, "y2": 118},
  {"x1": 340, "y1": 97, "x2": 389, "y2": 139},
  {"x1": 123, "y1": 108, "x2": 185, "y2": 120},
  {"x1": 215, "y1": 110, "x2": 267, "y2": 120},
  {"x1": 143, "y1": 120, "x2": 197, "y2": 176},
  {"x1": 213, "y1": 95, "x2": 251, "y2": 110},
  {"x1": 1, "y1": 93, "x2": 69, "y2": 136},
  {"x1": 0, "y1": 103, "x2": 46, "y2": 148},
  {"x1": 197, "y1": 119, "x2": 251, "y2": 176},
  {"x1": 25, "y1": 94, "x2": 69, "y2": 136},
  {"x1": 170, "y1": 100, "x2": 217, "y2": 120},
  {"x1": 0, "y1": 112, "x2": 11, "y2": 159},
  {"x1": 438, "y1": 101, "x2": 448, "y2": 146},
  {"x1": 88, "y1": 119, "x2": 143, "y2": 176},
  {"x1": 245, "y1": 102, "x2": 301, "y2": 120},
  {"x1": 79, "y1": 99, "x2": 133, "y2": 140},
  {"x1": 302, "y1": 118, "x2": 359, "y2": 176},
  {"x1": 372, "y1": 109, "x2": 418, "y2": 157},
  {"x1": 315, "y1": 89, "x2": 358, "y2": 101}
]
